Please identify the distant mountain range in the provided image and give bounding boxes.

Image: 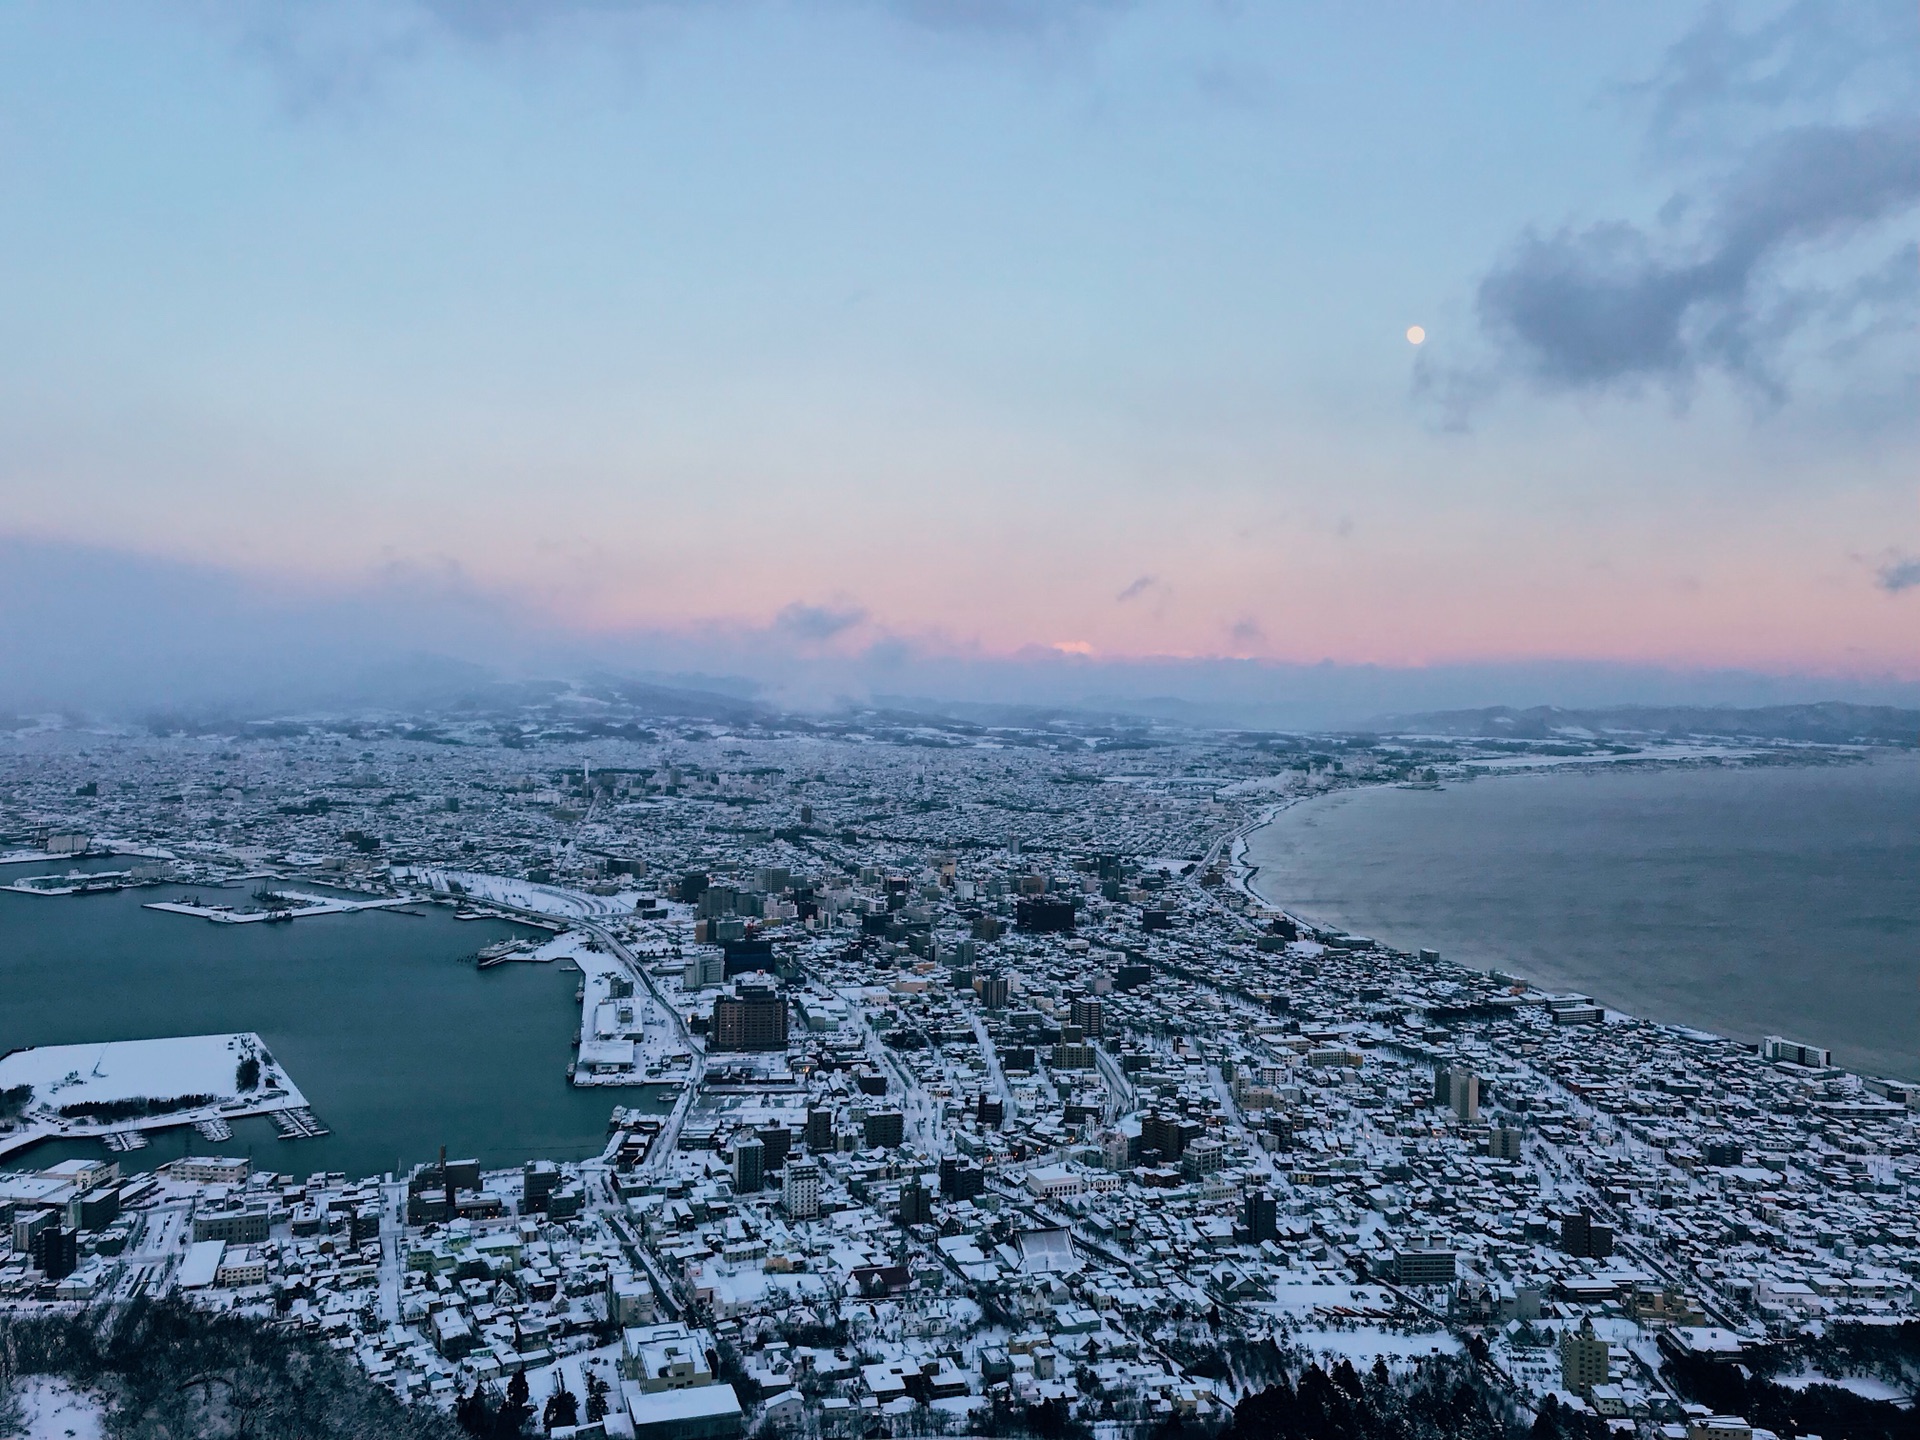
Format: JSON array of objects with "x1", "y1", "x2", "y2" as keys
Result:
[
  {"x1": 1366, "y1": 702, "x2": 1920, "y2": 746},
  {"x1": 90, "y1": 678, "x2": 1920, "y2": 747}
]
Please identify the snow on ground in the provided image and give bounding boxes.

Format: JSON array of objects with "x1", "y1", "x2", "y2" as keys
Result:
[
  {"x1": 0, "y1": 1032, "x2": 297, "y2": 1111},
  {"x1": 0, "y1": 1032, "x2": 312, "y2": 1160},
  {"x1": 1776, "y1": 1372, "x2": 1912, "y2": 1403},
  {"x1": 1289, "y1": 1329, "x2": 1462, "y2": 1366},
  {"x1": 571, "y1": 935, "x2": 693, "y2": 1084},
  {"x1": 8, "y1": 1375, "x2": 107, "y2": 1440},
  {"x1": 1259, "y1": 1282, "x2": 1401, "y2": 1315},
  {"x1": 505, "y1": 1343, "x2": 625, "y2": 1423},
  {"x1": 399, "y1": 867, "x2": 644, "y2": 920},
  {"x1": 535, "y1": 931, "x2": 594, "y2": 964}
]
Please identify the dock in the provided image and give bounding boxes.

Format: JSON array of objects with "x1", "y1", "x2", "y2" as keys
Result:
[
  {"x1": 144, "y1": 891, "x2": 413, "y2": 925},
  {"x1": 271, "y1": 1108, "x2": 330, "y2": 1139}
]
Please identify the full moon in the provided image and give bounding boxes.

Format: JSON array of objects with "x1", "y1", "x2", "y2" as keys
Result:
[{"x1": 1406, "y1": 325, "x2": 1426, "y2": 345}]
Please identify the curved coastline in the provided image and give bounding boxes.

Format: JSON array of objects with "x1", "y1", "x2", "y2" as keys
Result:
[{"x1": 1236, "y1": 754, "x2": 1920, "y2": 1084}]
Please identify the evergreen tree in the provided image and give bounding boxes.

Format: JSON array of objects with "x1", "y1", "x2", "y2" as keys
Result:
[
  {"x1": 544, "y1": 1386, "x2": 580, "y2": 1431},
  {"x1": 457, "y1": 1383, "x2": 494, "y2": 1437},
  {"x1": 493, "y1": 1369, "x2": 533, "y2": 1438},
  {"x1": 585, "y1": 1373, "x2": 610, "y2": 1423}
]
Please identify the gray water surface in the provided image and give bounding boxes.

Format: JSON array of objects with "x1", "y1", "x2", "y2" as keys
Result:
[
  {"x1": 1, "y1": 863, "x2": 665, "y2": 1178},
  {"x1": 1245, "y1": 755, "x2": 1920, "y2": 1081}
]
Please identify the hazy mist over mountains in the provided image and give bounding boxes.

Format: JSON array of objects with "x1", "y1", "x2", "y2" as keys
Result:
[{"x1": 9, "y1": 537, "x2": 1920, "y2": 733}]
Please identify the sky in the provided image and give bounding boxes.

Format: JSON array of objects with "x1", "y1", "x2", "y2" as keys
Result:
[{"x1": 0, "y1": 1, "x2": 1915, "y2": 719}]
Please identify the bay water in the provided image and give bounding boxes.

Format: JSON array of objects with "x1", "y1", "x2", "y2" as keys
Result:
[
  {"x1": 1245, "y1": 754, "x2": 1920, "y2": 1081},
  {"x1": 0, "y1": 862, "x2": 666, "y2": 1178}
]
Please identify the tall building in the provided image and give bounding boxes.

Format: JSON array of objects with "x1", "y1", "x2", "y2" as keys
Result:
[
  {"x1": 1182, "y1": 1138, "x2": 1224, "y2": 1179},
  {"x1": 1487, "y1": 1126, "x2": 1524, "y2": 1160},
  {"x1": 940, "y1": 1156, "x2": 984, "y2": 1200},
  {"x1": 755, "y1": 1125, "x2": 792, "y2": 1170},
  {"x1": 1762, "y1": 1036, "x2": 1831, "y2": 1068},
  {"x1": 1392, "y1": 1247, "x2": 1457, "y2": 1285},
  {"x1": 29, "y1": 1224, "x2": 77, "y2": 1281},
  {"x1": 974, "y1": 973, "x2": 1010, "y2": 1009},
  {"x1": 1139, "y1": 1112, "x2": 1193, "y2": 1163},
  {"x1": 863, "y1": 1110, "x2": 904, "y2": 1149},
  {"x1": 1559, "y1": 1210, "x2": 1615, "y2": 1259},
  {"x1": 12, "y1": 1208, "x2": 56, "y2": 1255},
  {"x1": 899, "y1": 1182, "x2": 933, "y2": 1226},
  {"x1": 1560, "y1": 1210, "x2": 1590, "y2": 1256},
  {"x1": 1703, "y1": 1140, "x2": 1743, "y2": 1168},
  {"x1": 1450, "y1": 1070, "x2": 1480, "y2": 1124},
  {"x1": 523, "y1": 1160, "x2": 558, "y2": 1212},
  {"x1": 732, "y1": 1138, "x2": 764, "y2": 1194},
  {"x1": 1560, "y1": 1317, "x2": 1609, "y2": 1394},
  {"x1": 783, "y1": 1159, "x2": 821, "y2": 1219},
  {"x1": 1244, "y1": 1189, "x2": 1278, "y2": 1244},
  {"x1": 805, "y1": 1108, "x2": 834, "y2": 1152},
  {"x1": 1434, "y1": 1066, "x2": 1480, "y2": 1123},
  {"x1": 712, "y1": 984, "x2": 788, "y2": 1052},
  {"x1": 1067, "y1": 996, "x2": 1103, "y2": 1036}
]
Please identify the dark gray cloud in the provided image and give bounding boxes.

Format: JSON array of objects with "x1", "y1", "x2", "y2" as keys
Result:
[
  {"x1": 1115, "y1": 574, "x2": 1156, "y2": 603},
  {"x1": 1627, "y1": 0, "x2": 1914, "y2": 149},
  {"x1": 1477, "y1": 118, "x2": 1920, "y2": 396},
  {"x1": 1877, "y1": 555, "x2": 1920, "y2": 594},
  {"x1": 1454, "y1": 3, "x2": 1920, "y2": 412},
  {"x1": 772, "y1": 600, "x2": 868, "y2": 642}
]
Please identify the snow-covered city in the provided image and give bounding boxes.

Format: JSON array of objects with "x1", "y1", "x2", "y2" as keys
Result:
[{"x1": 2, "y1": 696, "x2": 1915, "y2": 1440}]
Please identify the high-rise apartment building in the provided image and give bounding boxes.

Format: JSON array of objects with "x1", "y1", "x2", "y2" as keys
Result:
[
  {"x1": 783, "y1": 1159, "x2": 821, "y2": 1219},
  {"x1": 712, "y1": 984, "x2": 788, "y2": 1052},
  {"x1": 733, "y1": 1138, "x2": 764, "y2": 1194}
]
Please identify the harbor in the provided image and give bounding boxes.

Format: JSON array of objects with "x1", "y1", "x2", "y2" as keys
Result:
[{"x1": 0, "y1": 870, "x2": 666, "y2": 1177}]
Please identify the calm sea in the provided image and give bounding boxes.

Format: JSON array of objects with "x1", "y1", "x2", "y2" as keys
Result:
[
  {"x1": 1245, "y1": 753, "x2": 1920, "y2": 1082},
  {"x1": 0, "y1": 862, "x2": 666, "y2": 1178}
]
